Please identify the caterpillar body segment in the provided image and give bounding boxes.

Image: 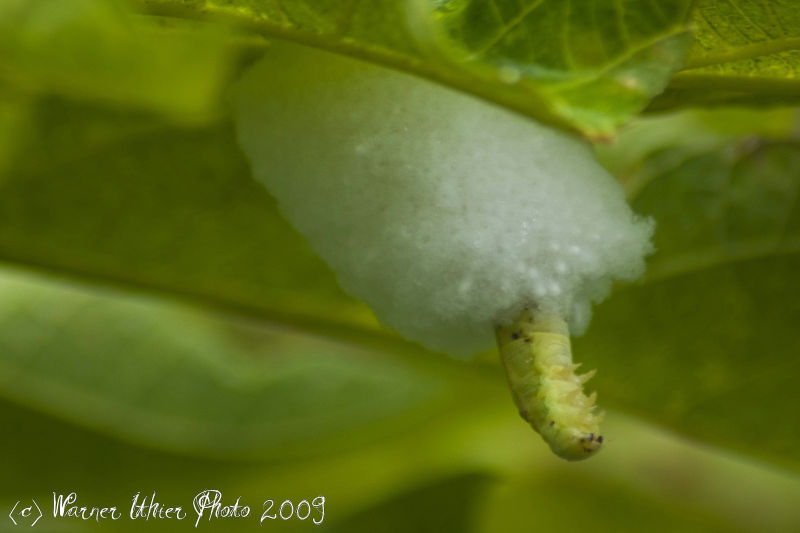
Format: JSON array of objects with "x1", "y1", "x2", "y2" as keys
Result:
[{"x1": 496, "y1": 309, "x2": 603, "y2": 461}]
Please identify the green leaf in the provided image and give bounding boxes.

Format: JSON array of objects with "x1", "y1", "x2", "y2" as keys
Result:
[
  {"x1": 133, "y1": 0, "x2": 694, "y2": 137},
  {"x1": 653, "y1": 0, "x2": 800, "y2": 110},
  {"x1": 577, "y1": 136, "x2": 800, "y2": 468},
  {"x1": 0, "y1": 268, "x2": 447, "y2": 458},
  {"x1": 0, "y1": 0, "x2": 237, "y2": 120},
  {"x1": 416, "y1": 0, "x2": 694, "y2": 138}
]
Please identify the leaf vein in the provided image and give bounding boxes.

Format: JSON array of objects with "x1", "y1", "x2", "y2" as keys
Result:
[
  {"x1": 613, "y1": 0, "x2": 631, "y2": 46},
  {"x1": 473, "y1": 0, "x2": 546, "y2": 57}
]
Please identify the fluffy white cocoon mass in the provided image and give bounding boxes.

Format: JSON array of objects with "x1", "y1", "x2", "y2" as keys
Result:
[{"x1": 232, "y1": 42, "x2": 653, "y2": 357}]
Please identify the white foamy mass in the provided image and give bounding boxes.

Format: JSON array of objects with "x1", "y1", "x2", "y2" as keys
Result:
[{"x1": 232, "y1": 42, "x2": 653, "y2": 357}]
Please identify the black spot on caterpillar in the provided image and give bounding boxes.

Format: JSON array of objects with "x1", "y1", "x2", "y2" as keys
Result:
[{"x1": 496, "y1": 309, "x2": 603, "y2": 461}]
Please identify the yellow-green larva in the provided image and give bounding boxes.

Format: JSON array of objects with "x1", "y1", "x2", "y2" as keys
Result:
[{"x1": 496, "y1": 308, "x2": 603, "y2": 461}]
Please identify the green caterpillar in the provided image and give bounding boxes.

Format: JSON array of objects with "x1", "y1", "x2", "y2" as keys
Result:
[{"x1": 496, "y1": 308, "x2": 603, "y2": 461}]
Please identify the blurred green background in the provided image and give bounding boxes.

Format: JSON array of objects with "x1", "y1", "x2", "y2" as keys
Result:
[{"x1": 1, "y1": 1, "x2": 799, "y2": 532}]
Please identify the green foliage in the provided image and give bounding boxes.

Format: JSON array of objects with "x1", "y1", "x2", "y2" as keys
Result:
[
  {"x1": 0, "y1": 270, "x2": 448, "y2": 458},
  {"x1": 0, "y1": 0, "x2": 236, "y2": 120},
  {"x1": 1, "y1": 1, "x2": 800, "y2": 531},
  {"x1": 653, "y1": 0, "x2": 800, "y2": 110},
  {"x1": 132, "y1": 0, "x2": 800, "y2": 137},
  {"x1": 582, "y1": 131, "x2": 800, "y2": 468},
  {"x1": 418, "y1": 0, "x2": 693, "y2": 137}
]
